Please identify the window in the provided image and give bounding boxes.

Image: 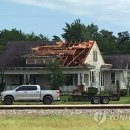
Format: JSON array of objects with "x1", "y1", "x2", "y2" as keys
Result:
[
  {"x1": 90, "y1": 71, "x2": 95, "y2": 84},
  {"x1": 93, "y1": 50, "x2": 97, "y2": 62},
  {"x1": 16, "y1": 86, "x2": 37, "y2": 91},
  {"x1": 128, "y1": 77, "x2": 130, "y2": 86},
  {"x1": 99, "y1": 72, "x2": 104, "y2": 86},
  {"x1": 27, "y1": 86, "x2": 37, "y2": 91},
  {"x1": 16, "y1": 86, "x2": 27, "y2": 91},
  {"x1": 65, "y1": 75, "x2": 73, "y2": 85},
  {"x1": 111, "y1": 72, "x2": 115, "y2": 84}
]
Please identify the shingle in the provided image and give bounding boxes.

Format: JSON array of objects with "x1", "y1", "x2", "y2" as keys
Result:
[
  {"x1": 0, "y1": 41, "x2": 55, "y2": 67},
  {"x1": 103, "y1": 54, "x2": 130, "y2": 69}
]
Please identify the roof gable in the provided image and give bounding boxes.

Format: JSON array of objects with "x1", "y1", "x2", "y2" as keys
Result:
[{"x1": 84, "y1": 41, "x2": 105, "y2": 69}]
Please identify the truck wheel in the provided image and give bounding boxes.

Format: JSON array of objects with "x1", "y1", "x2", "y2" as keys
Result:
[
  {"x1": 101, "y1": 97, "x2": 109, "y2": 104},
  {"x1": 91, "y1": 97, "x2": 100, "y2": 104},
  {"x1": 4, "y1": 96, "x2": 14, "y2": 105},
  {"x1": 43, "y1": 96, "x2": 53, "y2": 105}
]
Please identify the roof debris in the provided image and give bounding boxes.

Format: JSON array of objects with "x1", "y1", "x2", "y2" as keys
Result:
[{"x1": 25, "y1": 41, "x2": 95, "y2": 67}]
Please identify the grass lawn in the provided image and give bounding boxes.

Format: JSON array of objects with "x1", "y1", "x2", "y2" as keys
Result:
[
  {"x1": 0, "y1": 115, "x2": 130, "y2": 130},
  {"x1": 1, "y1": 95, "x2": 130, "y2": 105},
  {"x1": 53, "y1": 95, "x2": 130, "y2": 105}
]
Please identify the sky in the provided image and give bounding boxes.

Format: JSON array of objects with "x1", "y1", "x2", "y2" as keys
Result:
[{"x1": 1, "y1": 0, "x2": 130, "y2": 39}]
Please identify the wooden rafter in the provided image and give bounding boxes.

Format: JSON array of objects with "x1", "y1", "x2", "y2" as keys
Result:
[{"x1": 66, "y1": 48, "x2": 86, "y2": 67}]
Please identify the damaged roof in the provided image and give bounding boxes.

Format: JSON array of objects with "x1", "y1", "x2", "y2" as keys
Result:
[{"x1": 25, "y1": 41, "x2": 95, "y2": 67}]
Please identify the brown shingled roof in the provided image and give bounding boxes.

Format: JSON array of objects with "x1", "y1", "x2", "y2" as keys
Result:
[
  {"x1": 103, "y1": 54, "x2": 130, "y2": 69},
  {"x1": 0, "y1": 41, "x2": 55, "y2": 67}
]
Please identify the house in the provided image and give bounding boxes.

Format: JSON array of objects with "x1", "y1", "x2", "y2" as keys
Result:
[
  {"x1": 102, "y1": 54, "x2": 130, "y2": 91},
  {"x1": 0, "y1": 40, "x2": 106, "y2": 92}
]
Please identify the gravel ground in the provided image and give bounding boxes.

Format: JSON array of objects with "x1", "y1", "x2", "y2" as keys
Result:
[{"x1": 0, "y1": 109, "x2": 130, "y2": 116}]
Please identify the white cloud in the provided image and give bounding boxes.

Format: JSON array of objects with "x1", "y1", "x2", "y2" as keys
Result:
[{"x1": 8, "y1": 0, "x2": 130, "y2": 29}]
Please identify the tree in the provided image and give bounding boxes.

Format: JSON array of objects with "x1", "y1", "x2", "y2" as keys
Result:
[
  {"x1": 52, "y1": 35, "x2": 61, "y2": 41},
  {"x1": 62, "y1": 19, "x2": 101, "y2": 43},
  {"x1": 86, "y1": 23, "x2": 99, "y2": 41},
  {"x1": 46, "y1": 60, "x2": 66, "y2": 90},
  {"x1": 98, "y1": 30, "x2": 117, "y2": 52},
  {"x1": 117, "y1": 31, "x2": 130, "y2": 44},
  {"x1": 26, "y1": 32, "x2": 49, "y2": 41},
  {"x1": 62, "y1": 19, "x2": 88, "y2": 42},
  {"x1": 0, "y1": 29, "x2": 26, "y2": 41},
  {"x1": 0, "y1": 28, "x2": 49, "y2": 52}
]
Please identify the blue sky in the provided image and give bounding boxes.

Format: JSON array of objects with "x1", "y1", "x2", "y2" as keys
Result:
[{"x1": 1, "y1": 0, "x2": 130, "y2": 39}]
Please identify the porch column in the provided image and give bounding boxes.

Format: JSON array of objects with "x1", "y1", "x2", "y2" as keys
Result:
[
  {"x1": 124, "y1": 70, "x2": 128, "y2": 87},
  {"x1": 27, "y1": 74, "x2": 30, "y2": 84},
  {"x1": 81, "y1": 73, "x2": 85, "y2": 85},
  {"x1": 23, "y1": 74, "x2": 30, "y2": 84},
  {"x1": 77, "y1": 74, "x2": 81, "y2": 85},
  {"x1": 23, "y1": 74, "x2": 26, "y2": 84},
  {"x1": 95, "y1": 71, "x2": 99, "y2": 87},
  {"x1": 72, "y1": 74, "x2": 76, "y2": 85}
]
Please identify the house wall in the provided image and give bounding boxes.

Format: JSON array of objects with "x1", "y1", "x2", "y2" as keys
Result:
[
  {"x1": 4, "y1": 73, "x2": 50, "y2": 90},
  {"x1": 128, "y1": 72, "x2": 130, "y2": 86},
  {"x1": 84, "y1": 42, "x2": 105, "y2": 69},
  {"x1": 104, "y1": 70, "x2": 127, "y2": 91},
  {"x1": 84, "y1": 74, "x2": 89, "y2": 86},
  {"x1": 84, "y1": 42, "x2": 105, "y2": 89},
  {"x1": 3, "y1": 68, "x2": 91, "y2": 91},
  {"x1": 5, "y1": 74, "x2": 22, "y2": 86},
  {"x1": 35, "y1": 75, "x2": 50, "y2": 89}
]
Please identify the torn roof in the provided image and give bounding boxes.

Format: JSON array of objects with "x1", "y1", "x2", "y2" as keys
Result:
[{"x1": 26, "y1": 41, "x2": 95, "y2": 67}]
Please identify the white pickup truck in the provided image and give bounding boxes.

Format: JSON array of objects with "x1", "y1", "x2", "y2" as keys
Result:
[{"x1": 0, "y1": 85, "x2": 60, "y2": 105}]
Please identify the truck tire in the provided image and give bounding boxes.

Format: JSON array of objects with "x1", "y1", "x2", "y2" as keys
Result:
[
  {"x1": 4, "y1": 96, "x2": 14, "y2": 105},
  {"x1": 91, "y1": 97, "x2": 100, "y2": 104},
  {"x1": 100, "y1": 97, "x2": 109, "y2": 104},
  {"x1": 43, "y1": 96, "x2": 53, "y2": 105}
]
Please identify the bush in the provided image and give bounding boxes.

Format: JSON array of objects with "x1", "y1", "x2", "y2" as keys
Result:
[
  {"x1": 86, "y1": 87, "x2": 98, "y2": 96},
  {"x1": 81, "y1": 91, "x2": 87, "y2": 95},
  {"x1": 99, "y1": 90, "x2": 110, "y2": 96},
  {"x1": 120, "y1": 89, "x2": 127, "y2": 96}
]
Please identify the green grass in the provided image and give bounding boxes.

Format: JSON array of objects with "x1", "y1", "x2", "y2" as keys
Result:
[
  {"x1": 53, "y1": 95, "x2": 130, "y2": 105},
  {"x1": 1, "y1": 95, "x2": 130, "y2": 105},
  {"x1": 0, "y1": 115, "x2": 130, "y2": 130}
]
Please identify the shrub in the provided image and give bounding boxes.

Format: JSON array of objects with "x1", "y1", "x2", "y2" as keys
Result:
[
  {"x1": 120, "y1": 89, "x2": 127, "y2": 96},
  {"x1": 99, "y1": 90, "x2": 110, "y2": 96},
  {"x1": 86, "y1": 87, "x2": 98, "y2": 96},
  {"x1": 81, "y1": 91, "x2": 87, "y2": 95}
]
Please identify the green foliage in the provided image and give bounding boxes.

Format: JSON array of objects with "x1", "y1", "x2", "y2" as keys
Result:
[
  {"x1": 46, "y1": 60, "x2": 66, "y2": 90},
  {"x1": 81, "y1": 87, "x2": 98, "y2": 96},
  {"x1": 87, "y1": 87, "x2": 98, "y2": 96},
  {"x1": 120, "y1": 89, "x2": 127, "y2": 96},
  {"x1": 52, "y1": 35, "x2": 61, "y2": 41},
  {"x1": 62, "y1": 19, "x2": 88, "y2": 42},
  {"x1": 99, "y1": 90, "x2": 110, "y2": 96},
  {"x1": 62, "y1": 19, "x2": 130, "y2": 53},
  {"x1": 0, "y1": 28, "x2": 49, "y2": 52}
]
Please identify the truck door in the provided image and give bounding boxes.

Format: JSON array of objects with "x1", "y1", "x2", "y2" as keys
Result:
[
  {"x1": 26, "y1": 86, "x2": 40, "y2": 100},
  {"x1": 15, "y1": 86, "x2": 28, "y2": 100}
]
